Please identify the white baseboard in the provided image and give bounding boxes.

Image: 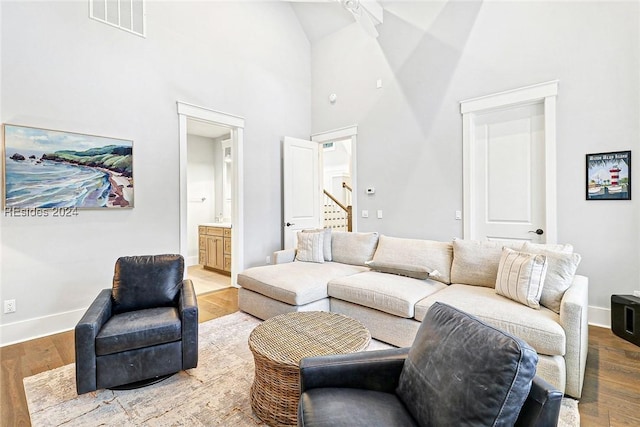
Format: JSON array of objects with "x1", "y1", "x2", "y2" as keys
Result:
[
  {"x1": 186, "y1": 256, "x2": 199, "y2": 267},
  {"x1": 0, "y1": 308, "x2": 85, "y2": 347},
  {"x1": 588, "y1": 305, "x2": 611, "y2": 328}
]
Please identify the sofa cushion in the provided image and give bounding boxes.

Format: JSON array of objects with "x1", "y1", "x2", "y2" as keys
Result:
[
  {"x1": 296, "y1": 231, "x2": 325, "y2": 263},
  {"x1": 366, "y1": 235, "x2": 453, "y2": 284},
  {"x1": 96, "y1": 307, "x2": 181, "y2": 356},
  {"x1": 328, "y1": 271, "x2": 446, "y2": 318},
  {"x1": 522, "y1": 242, "x2": 582, "y2": 314},
  {"x1": 495, "y1": 247, "x2": 548, "y2": 309},
  {"x1": 450, "y1": 239, "x2": 523, "y2": 288},
  {"x1": 331, "y1": 232, "x2": 379, "y2": 266},
  {"x1": 396, "y1": 302, "x2": 538, "y2": 427},
  {"x1": 414, "y1": 284, "x2": 566, "y2": 356},
  {"x1": 238, "y1": 262, "x2": 368, "y2": 306}
]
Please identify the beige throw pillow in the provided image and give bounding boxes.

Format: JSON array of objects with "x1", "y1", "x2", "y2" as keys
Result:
[
  {"x1": 495, "y1": 248, "x2": 548, "y2": 309},
  {"x1": 521, "y1": 242, "x2": 581, "y2": 313},
  {"x1": 366, "y1": 235, "x2": 453, "y2": 283},
  {"x1": 295, "y1": 231, "x2": 324, "y2": 263}
]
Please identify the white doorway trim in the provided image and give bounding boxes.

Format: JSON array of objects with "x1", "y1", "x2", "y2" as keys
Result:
[
  {"x1": 311, "y1": 125, "x2": 358, "y2": 231},
  {"x1": 177, "y1": 101, "x2": 245, "y2": 286},
  {"x1": 460, "y1": 81, "x2": 559, "y2": 243}
]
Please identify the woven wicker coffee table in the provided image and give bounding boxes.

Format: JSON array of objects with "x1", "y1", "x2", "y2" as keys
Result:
[{"x1": 248, "y1": 311, "x2": 371, "y2": 426}]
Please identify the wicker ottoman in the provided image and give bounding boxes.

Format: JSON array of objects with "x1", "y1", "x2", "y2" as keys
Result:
[{"x1": 248, "y1": 311, "x2": 371, "y2": 426}]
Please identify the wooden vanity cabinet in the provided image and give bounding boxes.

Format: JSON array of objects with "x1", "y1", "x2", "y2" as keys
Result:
[{"x1": 199, "y1": 226, "x2": 231, "y2": 275}]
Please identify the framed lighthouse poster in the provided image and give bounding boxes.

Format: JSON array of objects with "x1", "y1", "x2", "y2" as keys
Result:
[{"x1": 586, "y1": 151, "x2": 631, "y2": 200}]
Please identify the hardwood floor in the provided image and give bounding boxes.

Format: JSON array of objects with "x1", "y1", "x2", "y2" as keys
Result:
[
  {"x1": 1, "y1": 288, "x2": 639, "y2": 426},
  {"x1": 187, "y1": 264, "x2": 232, "y2": 295}
]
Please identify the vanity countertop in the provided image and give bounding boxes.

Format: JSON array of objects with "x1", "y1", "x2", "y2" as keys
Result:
[{"x1": 200, "y1": 223, "x2": 232, "y2": 228}]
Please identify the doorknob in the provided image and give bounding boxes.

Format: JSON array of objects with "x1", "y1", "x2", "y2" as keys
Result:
[
  {"x1": 528, "y1": 229, "x2": 544, "y2": 235},
  {"x1": 286, "y1": 222, "x2": 295, "y2": 227}
]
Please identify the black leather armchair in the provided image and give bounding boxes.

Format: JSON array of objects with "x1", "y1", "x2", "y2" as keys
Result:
[
  {"x1": 75, "y1": 254, "x2": 198, "y2": 394},
  {"x1": 298, "y1": 303, "x2": 563, "y2": 427}
]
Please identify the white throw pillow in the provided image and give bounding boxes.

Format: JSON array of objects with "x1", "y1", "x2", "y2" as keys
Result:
[
  {"x1": 295, "y1": 231, "x2": 325, "y2": 263},
  {"x1": 366, "y1": 235, "x2": 453, "y2": 284},
  {"x1": 521, "y1": 242, "x2": 581, "y2": 313},
  {"x1": 495, "y1": 247, "x2": 548, "y2": 309},
  {"x1": 302, "y1": 228, "x2": 332, "y2": 261}
]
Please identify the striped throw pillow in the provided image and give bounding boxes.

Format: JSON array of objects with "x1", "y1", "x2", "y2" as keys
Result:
[
  {"x1": 495, "y1": 247, "x2": 548, "y2": 309},
  {"x1": 295, "y1": 231, "x2": 325, "y2": 263}
]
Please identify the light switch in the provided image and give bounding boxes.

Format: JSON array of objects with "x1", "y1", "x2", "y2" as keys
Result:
[
  {"x1": 377, "y1": 210, "x2": 383, "y2": 219},
  {"x1": 362, "y1": 210, "x2": 369, "y2": 218},
  {"x1": 455, "y1": 210, "x2": 462, "y2": 220}
]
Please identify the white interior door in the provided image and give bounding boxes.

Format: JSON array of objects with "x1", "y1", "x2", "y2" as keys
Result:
[
  {"x1": 282, "y1": 136, "x2": 321, "y2": 249},
  {"x1": 462, "y1": 81, "x2": 558, "y2": 244},
  {"x1": 471, "y1": 103, "x2": 546, "y2": 243}
]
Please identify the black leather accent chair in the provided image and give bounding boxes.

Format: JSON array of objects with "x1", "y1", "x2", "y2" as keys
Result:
[
  {"x1": 298, "y1": 302, "x2": 563, "y2": 427},
  {"x1": 75, "y1": 254, "x2": 198, "y2": 394}
]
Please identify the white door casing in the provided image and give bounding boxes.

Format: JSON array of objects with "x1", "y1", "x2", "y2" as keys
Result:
[
  {"x1": 311, "y1": 125, "x2": 358, "y2": 231},
  {"x1": 461, "y1": 81, "x2": 558, "y2": 244},
  {"x1": 282, "y1": 136, "x2": 322, "y2": 249},
  {"x1": 177, "y1": 102, "x2": 244, "y2": 285}
]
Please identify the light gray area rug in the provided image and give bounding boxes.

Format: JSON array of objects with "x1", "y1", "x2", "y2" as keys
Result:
[{"x1": 24, "y1": 311, "x2": 579, "y2": 426}]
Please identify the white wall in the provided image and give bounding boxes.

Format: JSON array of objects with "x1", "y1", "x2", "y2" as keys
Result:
[
  {"x1": 186, "y1": 134, "x2": 217, "y2": 264},
  {"x1": 311, "y1": 1, "x2": 640, "y2": 323},
  {"x1": 0, "y1": 1, "x2": 310, "y2": 344}
]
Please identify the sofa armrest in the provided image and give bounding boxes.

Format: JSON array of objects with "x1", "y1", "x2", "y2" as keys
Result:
[
  {"x1": 515, "y1": 376, "x2": 563, "y2": 427},
  {"x1": 299, "y1": 347, "x2": 409, "y2": 394},
  {"x1": 75, "y1": 288, "x2": 113, "y2": 394},
  {"x1": 179, "y1": 279, "x2": 199, "y2": 369},
  {"x1": 559, "y1": 274, "x2": 589, "y2": 398},
  {"x1": 273, "y1": 248, "x2": 296, "y2": 264}
]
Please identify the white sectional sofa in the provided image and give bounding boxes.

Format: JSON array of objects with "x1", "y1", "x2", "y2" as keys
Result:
[{"x1": 238, "y1": 231, "x2": 588, "y2": 398}]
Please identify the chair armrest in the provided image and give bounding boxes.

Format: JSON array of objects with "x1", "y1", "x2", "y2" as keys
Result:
[
  {"x1": 515, "y1": 376, "x2": 563, "y2": 427},
  {"x1": 273, "y1": 248, "x2": 296, "y2": 264},
  {"x1": 179, "y1": 279, "x2": 198, "y2": 369},
  {"x1": 299, "y1": 347, "x2": 409, "y2": 394},
  {"x1": 559, "y1": 274, "x2": 589, "y2": 398},
  {"x1": 75, "y1": 288, "x2": 112, "y2": 394}
]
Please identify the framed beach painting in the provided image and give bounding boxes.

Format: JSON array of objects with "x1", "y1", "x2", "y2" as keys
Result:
[
  {"x1": 586, "y1": 150, "x2": 631, "y2": 200},
  {"x1": 3, "y1": 124, "x2": 134, "y2": 209}
]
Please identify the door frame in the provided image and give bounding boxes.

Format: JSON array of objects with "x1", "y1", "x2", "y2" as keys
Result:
[
  {"x1": 177, "y1": 101, "x2": 244, "y2": 285},
  {"x1": 460, "y1": 81, "x2": 558, "y2": 243},
  {"x1": 311, "y1": 125, "x2": 358, "y2": 232}
]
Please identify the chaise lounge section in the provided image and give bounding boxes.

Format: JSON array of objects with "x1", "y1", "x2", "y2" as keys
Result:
[{"x1": 238, "y1": 231, "x2": 588, "y2": 398}]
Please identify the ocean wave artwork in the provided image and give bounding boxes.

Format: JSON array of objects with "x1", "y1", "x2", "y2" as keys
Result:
[{"x1": 3, "y1": 124, "x2": 134, "y2": 209}]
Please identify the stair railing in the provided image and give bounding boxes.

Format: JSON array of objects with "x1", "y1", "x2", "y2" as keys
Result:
[{"x1": 323, "y1": 189, "x2": 352, "y2": 232}]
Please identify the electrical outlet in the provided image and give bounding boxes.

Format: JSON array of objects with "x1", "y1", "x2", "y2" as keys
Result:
[
  {"x1": 4, "y1": 299, "x2": 16, "y2": 314},
  {"x1": 266, "y1": 256, "x2": 271, "y2": 265},
  {"x1": 633, "y1": 290, "x2": 640, "y2": 298}
]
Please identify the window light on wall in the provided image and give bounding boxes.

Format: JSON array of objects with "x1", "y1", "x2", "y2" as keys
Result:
[{"x1": 90, "y1": 0, "x2": 146, "y2": 37}]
